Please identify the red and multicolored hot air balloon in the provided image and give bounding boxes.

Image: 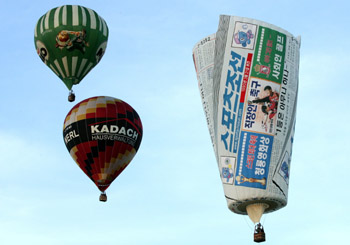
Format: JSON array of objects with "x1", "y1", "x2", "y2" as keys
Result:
[
  {"x1": 34, "y1": 5, "x2": 109, "y2": 102},
  {"x1": 63, "y1": 96, "x2": 143, "y2": 201}
]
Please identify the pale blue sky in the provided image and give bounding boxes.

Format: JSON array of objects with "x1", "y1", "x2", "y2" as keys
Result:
[{"x1": 0, "y1": 0, "x2": 349, "y2": 244}]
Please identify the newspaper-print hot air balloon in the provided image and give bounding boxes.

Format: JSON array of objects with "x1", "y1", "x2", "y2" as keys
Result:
[
  {"x1": 34, "y1": 5, "x2": 109, "y2": 102},
  {"x1": 193, "y1": 16, "x2": 300, "y2": 242},
  {"x1": 63, "y1": 96, "x2": 143, "y2": 201}
]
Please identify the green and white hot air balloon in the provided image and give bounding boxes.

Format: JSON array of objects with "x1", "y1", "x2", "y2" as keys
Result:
[{"x1": 34, "y1": 5, "x2": 109, "y2": 101}]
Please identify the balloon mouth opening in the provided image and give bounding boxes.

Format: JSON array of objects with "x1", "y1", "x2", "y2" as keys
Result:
[
  {"x1": 230, "y1": 198, "x2": 283, "y2": 215},
  {"x1": 63, "y1": 77, "x2": 80, "y2": 90},
  {"x1": 97, "y1": 183, "x2": 110, "y2": 192},
  {"x1": 246, "y1": 203, "x2": 269, "y2": 224}
]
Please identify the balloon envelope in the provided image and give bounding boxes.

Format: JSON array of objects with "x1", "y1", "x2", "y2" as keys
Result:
[
  {"x1": 193, "y1": 15, "x2": 300, "y2": 221},
  {"x1": 63, "y1": 96, "x2": 143, "y2": 192},
  {"x1": 34, "y1": 5, "x2": 109, "y2": 90}
]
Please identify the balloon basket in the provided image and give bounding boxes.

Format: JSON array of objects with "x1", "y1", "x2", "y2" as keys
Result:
[
  {"x1": 254, "y1": 223, "x2": 266, "y2": 243},
  {"x1": 68, "y1": 90, "x2": 75, "y2": 102},
  {"x1": 99, "y1": 193, "x2": 107, "y2": 202}
]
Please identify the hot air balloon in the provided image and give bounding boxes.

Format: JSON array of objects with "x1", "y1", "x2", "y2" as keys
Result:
[
  {"x1": 193, "y1": 16, "x2": 301, "y2": 242},
  {"x1": 34, "y1": 5, "x2": 109, "y2": 102},
  {"x1": 63, "y1": 96, "x2": 143, "y2": 201}
]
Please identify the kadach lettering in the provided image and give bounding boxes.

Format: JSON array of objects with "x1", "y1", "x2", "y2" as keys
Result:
[{"x1": 90, "y1": 124, "x2": 139, "y2": 140}]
